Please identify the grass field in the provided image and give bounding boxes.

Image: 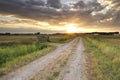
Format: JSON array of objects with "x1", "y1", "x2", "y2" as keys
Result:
[
  {"x1": 88, "y1": 35, "x2": 120, "y2": 47},
  {"x1": 2, "y1": 34, "x2": 120, "y2": 79},
  {"x1": 0, "y1": 42, "x2": 54, "y2": 76},
  {"x1": 0, "y1": 34, "x2": 75, "y2": 76},
  {"x1": 83, "y1": 35, "x2": 120, "y2": 80},
  {"x1": 0, "y1": 35, "x2": 36, "y2": 44},
  {"x1": 0, "y1": 34, "x2": 75, "y2": 44},
  {"x1": 49, "y1": 34, "x2": 76, "y2": 43}
]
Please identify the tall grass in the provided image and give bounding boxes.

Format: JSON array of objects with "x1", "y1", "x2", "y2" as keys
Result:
[
  {"x1": 0, "y1": 43, "x2": 53, "y2": 76},
  {"x1": 83, "y1": 37, "x2": 120, "y2": 80},
  {"x1": 0, "y1": 43, "x2": 47, "y2": 66}
]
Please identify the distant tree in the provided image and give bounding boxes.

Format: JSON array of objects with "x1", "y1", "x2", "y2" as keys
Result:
[
  {"x1": 114, "y1": 32, "x2": 119, "y2": 34},
  {"x1": 35, "y1": 32, "x2": 40, "y2": 35},
  {"x1": 5, "y1": 33, "x2": 11, "y2": 35}
]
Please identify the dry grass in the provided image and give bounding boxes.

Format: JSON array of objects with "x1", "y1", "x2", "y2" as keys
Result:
[
  {"x1": 88, "y1": 35, "x2": 120, "y2": 47},
  {"x1": 49, "y1": 34, "x2": 76, "y2": 43},
  {"x1": 0, "y1": 35, "x2": 36, "y2": 44},
  {"x1": 0, "y1": 34, "x2": 76, "y2": 44},
  {"x1": 102, "y1": 39, "x2": 120, "y2": 47},
  {"x1": 83, "y1": 36, "x2": 120, "y2": 80},
  {"x1": 0, "y1": 34, "x2": 76, "y2": 77}
]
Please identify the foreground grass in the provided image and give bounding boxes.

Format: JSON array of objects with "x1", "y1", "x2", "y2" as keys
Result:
[
  {"x1": 0, "y1": 34, "x2": 76, "y2": 76},
  {"x1": 0, "y1": 43, "x2": 54, "y2": 76},
  {"x1": 83, "y1": 37, "x2": 120, "y2": 80}
]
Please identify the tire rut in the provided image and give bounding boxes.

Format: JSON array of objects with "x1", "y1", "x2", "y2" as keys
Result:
[
  {"x1": 59, "y1": 38, "x2": 85, "y2": 80},
  {"x1": 1, "y1": 38, "x2": 79, "y2": 80}
]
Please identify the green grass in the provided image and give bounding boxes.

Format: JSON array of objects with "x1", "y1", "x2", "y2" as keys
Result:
[
  {"x1": 83, "y1": 36, "x2": 120, "y2": 80},
  {"x1": 0, "y1": 43, "x2": 54, "y2": 76},
  {"x1": 0, "y1": 34, "x2": 76, "y2": 76},
  {"x1": 0, "y1": 43, "x2": 47, "y2": 65},
  {"x1": 53, "y1": 72, "x2": 60, "y2": 77}
]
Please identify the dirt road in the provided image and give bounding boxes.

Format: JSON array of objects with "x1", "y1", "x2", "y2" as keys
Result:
[
  {"x1": 2, "y1": 37, "x2": 85, "y2": 80},
  {"x1": 60, "y1": 38, "x2": 85, "y2": 80}
]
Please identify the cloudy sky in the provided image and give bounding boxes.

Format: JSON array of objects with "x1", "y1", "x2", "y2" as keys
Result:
[{"x1": 0, "y1": 0, "x2": 120, "y2": 33}]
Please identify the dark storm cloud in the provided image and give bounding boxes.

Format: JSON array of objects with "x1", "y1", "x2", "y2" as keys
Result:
[
  {"x1": 93, "y1": 0, "x2": 120, "y2": 27},
  {"x1": 109, "y1": 0, "x2": 120, "y2": 26},
  {"x1": 111, "y1": 0, "x2": 120, "y2": 7},
  {"x1": 47, "y1": 0, "x2": 61, "y2": 8},
  {"x1": 0, "y1": 0, "x2": 119, "y2": 28},
  {"x1": 74, "y1": 1, "x2": 85, "y2": 8},
  {"x1": 0, "y1": 0, "x2": 63, "y2": 24},
  {"x1": 27, "y1": 0, "x2": 45, "y2": 6},
  {"x1": 0, "y1": 0, "x2": 92, "y2": 26},
  {"x1": 73, "y1": 0, "x2": 105, "y2": 13},
  {"x1": 87, "y1": 1, "x2": 105, "y2": 11}
]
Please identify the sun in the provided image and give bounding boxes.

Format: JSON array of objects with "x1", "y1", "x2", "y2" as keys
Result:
[
  {"x1": 67, "y1": 26, "x2": 76, "y2": 33},
  {"x1": 66, "y1": 24, "x2": 77, "y2": 33}
]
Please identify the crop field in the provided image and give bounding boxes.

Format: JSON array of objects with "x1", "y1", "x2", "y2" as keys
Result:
[
  {"x1": 0, "y1": 34, "x2": 75, "y2": 44},
  {"x1": 49, "y1": 34, "x2": 76, "y2": 43},
  {"x1": 83, "y1": 35, "x2": 120, "y2": 80},
  {"x1": 0, "y1": 35, "x2": 36, "y2": 44},
  {"x1": 0, "y1": 34, "x2": 75, "y2": 76},
  {"x1": 1, "y1": 34, "x2": 120, "y2": 80},
  {"x1": 99, "y1": 36, "x2": 120, "y2": 47}
]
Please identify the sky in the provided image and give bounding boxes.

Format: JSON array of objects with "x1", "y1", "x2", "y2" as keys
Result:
[{"x1": 0, "y1": 0, "x2": 120, "y2": 33}]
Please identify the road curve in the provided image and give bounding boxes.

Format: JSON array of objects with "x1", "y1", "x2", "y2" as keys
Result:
[{"x1": 1, "y1": 38, "x2": 78, "y2": 80}]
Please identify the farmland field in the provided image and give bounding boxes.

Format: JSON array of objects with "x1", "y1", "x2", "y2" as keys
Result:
[
  {"x1": 0, "y1": 34, "x2": 75, "y2": 76},
  {"x1": 0, "y1": 34, "x2": 76, "y2": 44},
  {"x1": 83, "y1": 35, "x2": 120, "y2": 80},
  {"x1": 0, "y1": 35, "x2": 36, "y2": 44},
  {"x1": 49, "y1": 34, "x2": 76, "y2": 43},
  {"x1": 0, "y1": 0, "x2": 119, "y2": 79},
  {"x1": 0, "y1": 34, "x2": 120, "y2": 80}
]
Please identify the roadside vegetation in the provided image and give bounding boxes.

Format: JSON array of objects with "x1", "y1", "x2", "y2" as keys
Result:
[
  {"x1": 0, "y1": 42, "x2": 54, "y2": 76},
  {"x1": 83, "y1": 35, "x2": 120, "y2": 80},
  {"x1": 30, "y1": 38, "x2": 79, "y2": 80},
  {"x1": 0, "y1": 34, "x2": 75, "y2": 76}
]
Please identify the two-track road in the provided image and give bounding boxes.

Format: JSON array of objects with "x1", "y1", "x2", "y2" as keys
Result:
[{"x1": 1, "y1": 37, "x2": 85, "y2": 80}]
